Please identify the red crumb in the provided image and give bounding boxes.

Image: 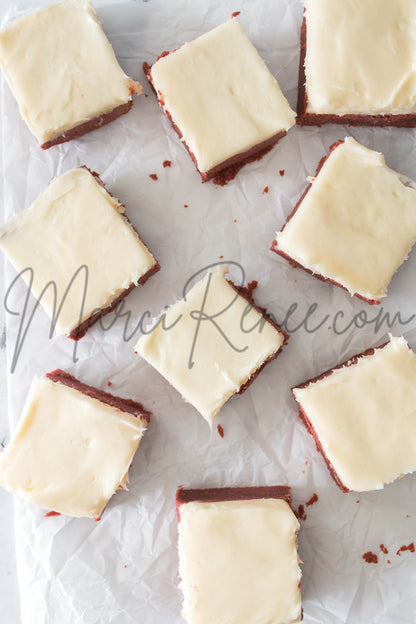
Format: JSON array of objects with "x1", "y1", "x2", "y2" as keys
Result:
[
  {"x1": 396, "y1": 543, "x2": 415, "y2": 556},
  {"x1": 217, "y1": 424, "x2": 224, "y2": 438},
  {"x1": 149, "y1": 174, "x2": 158, "y2": 181},
  {"x1": 262, "y1": 186, "x2": 269, "y2": 194},
  {"x1": 157, "y1": 89, "x2": 165, "y2": 106},
  {"x1": 163, "y1": 160, "x2": 172, "y2": 168},
  {"x1": 306, "y1": 493, "x2": 318, "y2": 507},
  {"x1": 305, "y1": 460, "x2": 308, "y2": 465},
  {"x1": 107, "y1": 381, "x2": 112, "y2": 387},
  {"x1": 362, "y1": 551, "x2": 378, "y2": 564},
  {"x1": 356, "y1": 500, "x2": 360, "y2": 503},
  {"x1": 124, "y1": 565, "x2": 128, "y2": 569},
  {"x1": 219, "y1": 255, "x2": 224, "y2": 259},
  {"x1": 380, "y1": 544, "x2": 388, "y2": 554},
  {"x1": 231, "y1": 11, "x2": 241, "y2": 17},
  {"x1": 387, "y1": 560, "x2": 391, "y2": 564},
  {"x1": 234, "y1": 219, "x2": 237, "y2": 223},
  {"x1": 184, "y1": 204, "x2": 188, "y2": 208},
  {"x1": 45, "y1": 511, "x2": 61, "y2": 517},
  {"x1": 296, "y1": 505, "x2": 307, "y2": 521},
  {"x1": 406, "y1": 514, "x2": 410, "y2": 518},
  {"x1": 94, "y1": 514, "x2": 103, "y2": 522},
  {"x1": 302, "y1": 470, "x2": 305, "y2": 474},
  {"x1": 128, "y1": 84, "x2": 136, "y2": 95},
  {"x1": 247, "y1": 280, "x2": 258, "y2": 292},
  {"x1": 279, "y1": 169, "x2": 285, "y2": 176},
  {"x1": 145, "y1": 93, "x2": 149, "y2": 98}
]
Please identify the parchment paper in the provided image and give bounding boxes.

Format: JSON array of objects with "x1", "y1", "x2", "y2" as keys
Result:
[{"x1": 2, "y1": 0, "x2": 416, "y2": 622}]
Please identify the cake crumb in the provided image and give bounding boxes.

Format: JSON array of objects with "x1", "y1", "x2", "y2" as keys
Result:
[
  {"x1": 356, "y1": 500, "x2": 360, "y2": 503},
  {"x1": 234, "y1": 219, "x2": 237, "y2": 223},
  {"x1": 306, "y1": 493, "x2": 318, "y2": 507},
  {"x1": 396, "y1": 542, "x2": 415, "y2": 556},
  {"x1": 231, "y1": 11, "x2": 241, "y2": 17},
  {"x1": 184, "y1": 204, "x2": 188, "y2": 208},
  {"x1": 295, "y1": 504, "x2": 307, "y2": 521},
  {"x1": 144, "y1": 93, "x2": 149, "y2": 98},
  {"x1": 163, "y1": 160, "x2": 172, "y2": 168},
  {"x1": 362, "y1": 551, "x2": 378, "y2": 564},
  {"x1": 379, "y1": 544, "x2": 388, "y2": 554},
  {"x1": 149, "y1": 174, "x2": 158, "y2": 181},
  {"x1": 107, "y1": 381, "x2": 112, "y2": 387},
  {"x1": 305, "y1": 460, "x2": 308, "y2": 465},
  {"x1": 219, "y1": 255, "x2": 223, "y2": 259},
  {"x1": 124, "y1": 565, "x2": 128, "y2": 569},
  {"x1": 387, "y1": 560, "x2": 391, "y2": 564},
  {"x1": 45, "y1": 511, "x2": 61, "y2": 517},
  {"x1": 302, "y1": 470, "x2": 305, "y2": 474},
  {"x1": 217, "y1": 424, "x2": 224, "y2": 438},
  {"x1": 262, "y1": 185, "x2": 269, "y2": 194},
  {"x1": 279, "y1": 169, "x2": 285, "y2": 176}
]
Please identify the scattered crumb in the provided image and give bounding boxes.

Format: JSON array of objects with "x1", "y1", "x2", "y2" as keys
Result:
[
  {"x1": 279, "y1": 169, "x2": 285, "y2": 176},
  {"x1": 184, "y1": 204, "x2": 188, "y2": 208},
  {"x1": 406, "y1": 514, "x2": 410, "y2": 518},
  {"x1": 362, "y1": 551, "x2": 378, "y2": 564},
  {"x1": 397, "y1": 543, "x2": 415, "y2": 556},
  {"x1": 295, "y1": 504, "x2": 307, "y2": 521},
  {"x1": 217, "y1": 424, "x2": 224, "y2": 438},
  {"x1": 94, "y1": 516, "x2": 102, "y2": 522},
  {"x1": 107, "y1": 381, "x2": 112, "y2": 387},
  {"x1": 149, "y1": 174, "x2": 158, "y2": 181},
  {"x1": 231, "y1": 11, "x2": 241, "y2": 17},
  {"x1": 379, "y1": 544, "x2": 388, "y2": 554},
  {"x1": 306, "y1": 493, "x2": 318, "y2": 507},
  {"x1": 219, "y1": 255, "x2": 224, "y2": 259},
  {"x1": 163, "y1": 160, "x2": 172, "y2": 168},
  {"x1": 387, "y1": 560, "x2": 391, "y2": 564},
  {"x1": 44, "y1": 511, "x2": 61, "y2": 517},
  {"x1": 305, "y1": 460, "x2": 308, "y2": 465},
  {"x1": 234, "y1": 219, "x2": 237, "y2": 223},
  {"x1": 356, "y1": 500, "x2": 360, "y2": 503},
  {"x1": 144, "y1": 93, "x2": 149, "y2": 98},
  {"x1": 262, "y1": 185, "x2": 269, "y2": 194},
  {"x1": 124, "y1": 565, "x2": 128, "y2": 569},
  {"x1": 302, "y1": 470, "x2": 305, "y2": 474}
]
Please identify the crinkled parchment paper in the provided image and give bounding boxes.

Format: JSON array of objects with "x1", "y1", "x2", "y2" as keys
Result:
[{"x1": 2, "y1": 0, "x2": 416, "y2": 622}]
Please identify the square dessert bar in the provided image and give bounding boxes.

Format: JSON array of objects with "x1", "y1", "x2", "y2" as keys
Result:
[
  {"x1": 144, "y1": 18, "x2": 296, "y2": 184},
  {"x1": 292, "y1": 336, "x2": 416, "y2": 492},
  {"x1": 0, "y1": 0, "x2": 142, "y2": 148},
  {"x1": 135, "y1": 265, "x2": 288, "y2": 425},
  {"x1": 176, "y1": 485, "x2": 302, "y2": 624},
  {"x1": 271, "y1": 137, "x2": 416, "y2": 304},
  {"x1": 297, "y1": 0, "x2": 416, "y2": 126},
  {"x1": 0, "y1": 167, "x2": 160, "y2": 339},
  {"x1": 0, "y1": 369, "x2": 151, "y2": 518}
]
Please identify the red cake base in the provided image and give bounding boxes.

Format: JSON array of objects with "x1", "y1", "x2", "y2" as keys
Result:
[
  {"x1": 227, "y1": 279, "x2": 290, "y2": 394},
  {"x1": 176, "y1": 485, "x2": 292, "y2": 520},
  {"x1": 41, "y1": 100, "x2": 134, "y2": 149},
  {"x1": 68, "y1": 169, "x2": 161, "y2": 340},
  {"x1": 270, "y1": 139, "x2": 380, "y2": 305},
  {"x1": 46, "y1": 368, "x2": 152, "y2": 422},
  {"x1": 297, "y1": 16, "x2": 416, "y2": 127},
  {"x1": 292, "y1": 343, "x2": 388, "y2": 492},
  {"x1": 143, "y1": 61, "x2": 287, "y2": 184}
]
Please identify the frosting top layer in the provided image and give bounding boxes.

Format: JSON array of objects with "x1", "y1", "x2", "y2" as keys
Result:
[
  {"x1": 136, "y1": 266, "x2": 285, "y2": 424},
  {"x1": 304, "y1": 0, "x2": 416, "y2": 115},
  {"x1": 0, "y1": 167, "x2": 157, "y2": 336},
  {"x1": 150, "y1": 18, "x2": 296, "y2": 173},
  {"x1": 293, "y1": 336, "x2": 416, "y2": 492},
  {"x1": 0, "y1": 376, "x2": 146, "y2": 517},
  {"x1": 178, "y1": 498, "x2": 301, "y2": 624},
  {"x1": 274, "y1": 137, "x2": 416, "y2": 301},
  {"x1": 0, "y1": 0, "x2": 141, "y2": 144}
]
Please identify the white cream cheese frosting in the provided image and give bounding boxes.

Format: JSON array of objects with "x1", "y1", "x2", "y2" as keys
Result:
[
  {"x1": 135, "y1": 266, "x2": 285, "y2": 425},
  {"x1": 150, "y1": 18, "x2": 296, "y2": 173},
  {"x1": 0, "y1": 376, "x2": 147, "y2": 518},
  {"x1": 304, "y1": 0, "x2": 416, "y2": 115},
  {"x1": 274, "y1": 137, "x2": 416, "y2": 301},
  {"x1": 0, "y1": 0, "x2": 142, "y2": 145},
  {"x1": 178, "y1": 498, "x2": 301, "y2": 624},
  {"x1": 0, "y1": 167, "x2": 157, "y2": 336},
  {"x1": 293, "y1": 336, "x2": 416, "y2": 492}
]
